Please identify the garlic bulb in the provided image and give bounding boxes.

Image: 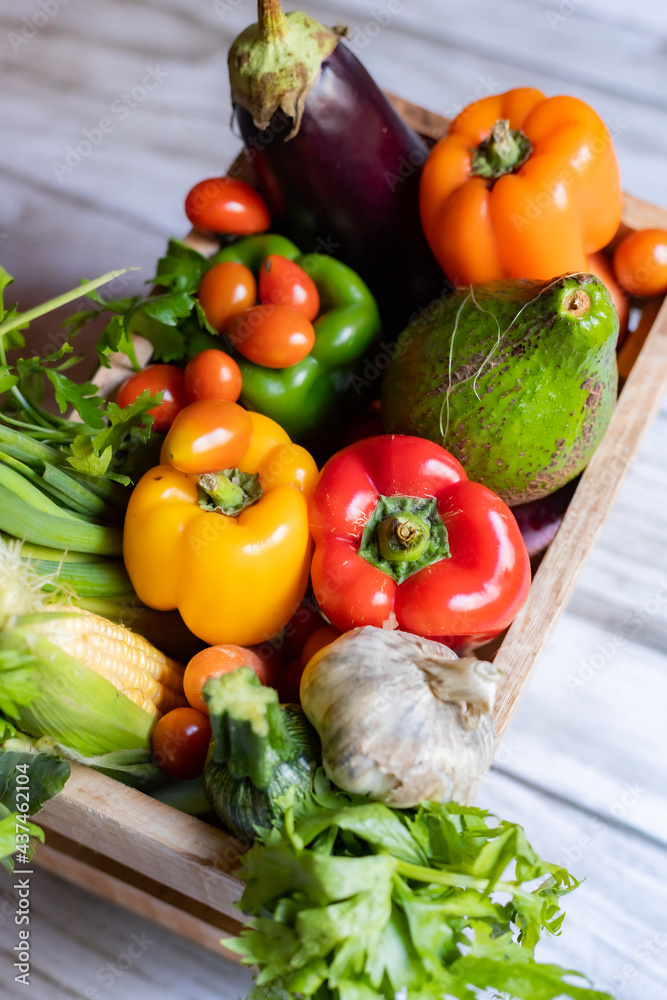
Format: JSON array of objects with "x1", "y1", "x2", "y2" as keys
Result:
[{"x1": 300, "y1": 626, "x2": 499, "y2": 807}]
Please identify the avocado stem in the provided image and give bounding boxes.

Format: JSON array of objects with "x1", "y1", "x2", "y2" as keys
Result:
[{"x1": 562, "y1": 289, "x2": 591, "y2": 318}]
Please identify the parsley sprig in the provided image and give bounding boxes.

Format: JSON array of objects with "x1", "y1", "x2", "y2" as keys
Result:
[
  {"x1": 0, "y1": 266, "x2": 160, "y2": 485},
  {"x1": 64, "y1": 239, "x2": 219, "y2": 370}
]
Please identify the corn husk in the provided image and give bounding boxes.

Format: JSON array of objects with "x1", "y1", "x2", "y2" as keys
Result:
[
  {"x1": 0, "y1": 538, "x2": 157, "y2": 765},
  {"x1": 0, "y1": 625, "x2": 154, "y2": 757}
]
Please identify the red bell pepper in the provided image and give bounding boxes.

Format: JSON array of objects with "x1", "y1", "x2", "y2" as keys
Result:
[{"x1": 309, "y1": 435, "x2": 530, "y2": 649}]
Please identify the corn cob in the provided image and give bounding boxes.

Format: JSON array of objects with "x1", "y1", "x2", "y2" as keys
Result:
[
  {"x1": 0, "y1": 537, "x2": 186, "y2": 759},
  {"x1": 32, "y1": 609, "x2": 187, "y2": 719}
]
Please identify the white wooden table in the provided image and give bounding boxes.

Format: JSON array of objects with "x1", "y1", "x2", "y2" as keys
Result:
[{"x1": 1, "y1": 1, "x2": 667, "y2": 997}]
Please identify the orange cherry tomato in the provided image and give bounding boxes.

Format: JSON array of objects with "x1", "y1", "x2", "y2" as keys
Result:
[
  {"x1": 152, "y1": 706, "x2": 212, "y2": 780},
  {"x1": 163, "y1": 399, "x2": 253, "y2": 474},
  {"x1": 197, "y1": 262, "x2": 257, "y2": 333},
  {"x1": 613, "y1": 229, "x2": 667, "y2": 298},
  {"x1": 185, "y1": 177, "x2": 270, "y2": 235},
  {"x1": 300, "y1": 625, "x2": 341, "y2": 668},
  {"x1": 586, "y1": 252, "x2": 629, "y2": 347},
  {"x1": 228, "y1": 305, "x2": 315, "y2": 369},
  {"x1": 259, "y1": 255, "x2": 320, "y2": 321},
  {"x1": 184, "y1": 645, "x2": 270, "y2": 715},
  {"x1": 116, "y1": 365, "x2": 187, "y2": 433},
  {"x1": 184, "y1": 349, "x2": 242, "y2": 403}
]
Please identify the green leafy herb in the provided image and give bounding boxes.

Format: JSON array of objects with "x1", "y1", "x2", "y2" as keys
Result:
[
  {"x1": 68, "y1": 389, "x2": 159, "y2": 484},
  {"x1": 0, "y1": 746, "x2": 70, "y2": 816},
  {"x1": 154, "y1": 238, "x2": 210, "y2": 293},
  {"x1": 0, "y1": 367, "x2": 18, "y2": 393},
  {"x1": 0, "y1": 266, "x2": 29, "y2": 350},
  {"x1": 47, "y1": 371, "x2": 106, "y2": 427},
  {"x1": 0, "y1": 729, "x2": 71, "y2": 872},
  {"x1": 127, "y1": 292, "x2": 194, "y2": 362},
  {"x1": 227, "y1": 771, "x2": 614, "y2": 1000},
  {"x1": 0, "y1": 266, "x2": 138, "y2": 347},
  {"x1": 0, "y1": 268, "x2": 161, "y2": 489},
  {"x1": 0, "y1": 806, "x2": 44, "y2": 873},
  {"x1": 67, "y1": 240, "x2": 219, "y2": 368},
  {"x1": 95, "y1": 313, "x2": 142, "y2": 371}
]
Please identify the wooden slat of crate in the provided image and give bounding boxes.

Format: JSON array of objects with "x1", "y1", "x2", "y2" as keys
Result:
[
  {"x1": 34, "y1": 831, "x2": 244, "y2": 961},
  {"x1": 36, "y1": 762, "x2": 247, "y2": 931},
  {"x1": 36, "y1": 95, "x2": 667, "y2": 948}
]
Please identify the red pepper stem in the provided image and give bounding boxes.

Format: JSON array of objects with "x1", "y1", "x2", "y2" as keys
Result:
[
  {"x1": 376, "y1": 514, "x2": 430, "y2": 563},
  {"x1": 357, "y1": 495, "x2": 451, "y2": 585},
  {"x1": 258, "y1": 0, "x2": 289, "y2": 42}
]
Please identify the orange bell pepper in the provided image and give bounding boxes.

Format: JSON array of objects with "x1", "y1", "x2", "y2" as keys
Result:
[
  {"x1": 123, "y1": 412, "x2": 318, "y2": 647},
  {"x1": 420, "y1": 87, "x2": 622, "y2": 285}
]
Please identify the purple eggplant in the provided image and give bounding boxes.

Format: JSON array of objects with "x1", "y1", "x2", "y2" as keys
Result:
[
  {"x1": 228, "y1": 1, "x2": 448, "y2": 332},
  {"x1": 511, "y1": 477, "x2": 580, "y2": 557}
]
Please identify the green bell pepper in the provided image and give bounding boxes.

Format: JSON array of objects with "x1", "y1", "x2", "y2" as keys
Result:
[
  {"x1": 211, "y1": 234, "x2": 301, "y2": 271},
  {"x1": 213, "y1": 235, "x2": 381, "y2": 438}
]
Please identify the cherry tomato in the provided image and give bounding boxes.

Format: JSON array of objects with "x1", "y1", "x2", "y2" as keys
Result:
[
  {"x1": 228, "y1": 305, "x2": 315, "y2": 368},
  {"x1": 185, "y1": 177, "x2": 270, "y2": 235},
  {"x1": 184, "y1": 349, "x2": 242, "y2": 403},
  {"x1": 259, "y1": 255, "x2": 320, "y2": 321},
  {"x1": 116, "y1": 365, "x2": 187, "y2": 433},
  {"x1": 613, "y1": 229, "x2": 667, "y2": 298},
  {"x1": 586, "y1": 252, "x2": 629, "y2": 347},
  {"x1": 163, "y1": 399, "x2": 253, "y2": 474},
  {"x1": 197, "y1": 262, "x2": 257, "y2": 333},
  {"x1": 300, "y1": 625, "x2": 342, "y2": 668},
  {"x1": 152, "y1": 706, "x2": 211, "y2": 780},
  {"x1": 184, "y1": 645, "x2": 270, "y2": 715}
]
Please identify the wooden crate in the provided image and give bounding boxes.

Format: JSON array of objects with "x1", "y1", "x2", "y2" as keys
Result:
[{"x1": 35, "y1": 95, "x2": 667, "y2": 955}]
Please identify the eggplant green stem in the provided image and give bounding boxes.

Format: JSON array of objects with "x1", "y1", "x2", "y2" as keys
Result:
[{"x1": 258, "y1": 0, "x2": 289, "y2": 41}]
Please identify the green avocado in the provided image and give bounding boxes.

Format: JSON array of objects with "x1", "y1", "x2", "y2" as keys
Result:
[{"x1": 382, "y1": 274, "x2": 618, "y2": 505}]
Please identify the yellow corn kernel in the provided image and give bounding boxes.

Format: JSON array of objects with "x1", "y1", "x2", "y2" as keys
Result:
[{"x1": 34, "y1": 608, "x2": 186, "y2": 718}]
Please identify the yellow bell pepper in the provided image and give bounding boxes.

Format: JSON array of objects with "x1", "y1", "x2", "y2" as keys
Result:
[{"x1": 123, "y1": 412, "x2": 318, "y2": 646}]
